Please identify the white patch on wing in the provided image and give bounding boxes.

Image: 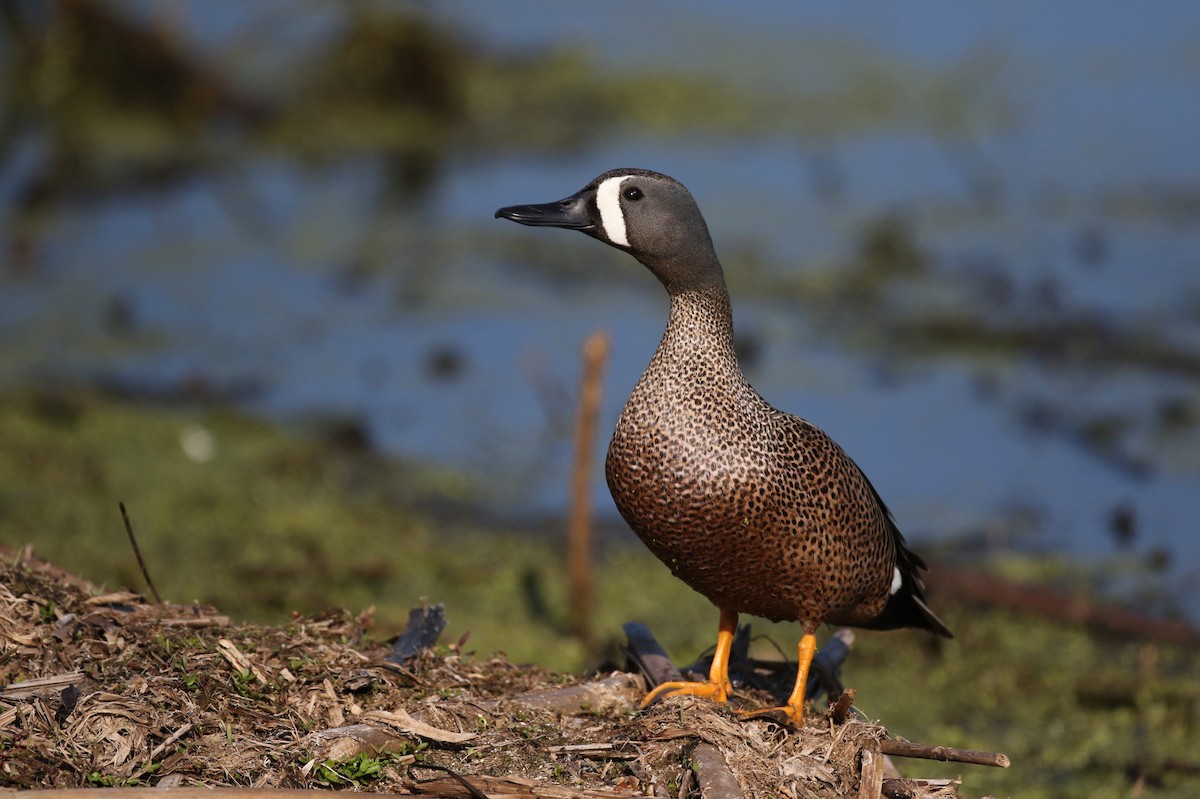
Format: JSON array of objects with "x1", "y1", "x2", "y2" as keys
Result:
[
  {"x1": 596, "y1": 175, "x2": 630, "y2": 247},
  {"x1": 889, "y1": 566, "x2": 903, "y2": 595}
]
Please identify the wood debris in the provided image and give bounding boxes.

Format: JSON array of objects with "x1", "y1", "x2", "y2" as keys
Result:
[{"x1": 0, "y1": 552, "x2": 1003, "y2": 798}]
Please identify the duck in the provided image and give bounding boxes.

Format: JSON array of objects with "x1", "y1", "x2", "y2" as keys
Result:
[{"x1": 495, "y1": 168, "x2": 952, "y2": 726}]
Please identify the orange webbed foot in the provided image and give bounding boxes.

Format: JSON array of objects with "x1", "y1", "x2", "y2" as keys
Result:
[
  {"x1": 641, "y1": 608, "x2": 739, "y2": 712},
  {"x1": 640, "y1": 678, "x2": 732, "y2": 709},
  {"x1": 733, "y1": 630, "x2": 818, "y2": 729}
]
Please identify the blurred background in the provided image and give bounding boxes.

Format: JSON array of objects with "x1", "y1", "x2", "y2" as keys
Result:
[
  {"x1": 3, "y1": 0, "x2": 1198, "y2": 602},
  {"x1": 2, "y1": 1, "x2": 1200, "y2": 793}
]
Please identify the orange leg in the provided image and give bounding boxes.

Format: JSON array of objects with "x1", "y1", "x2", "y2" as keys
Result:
[
  {"x1": 739, "y1": 631, "x2": 817, "y2": 727},
  {"x1": 641, "y1": 607, "x2": 737, "y2": 709},
  {"x1": 783, "y1": 632, "x2": 818, "y2": 725}
]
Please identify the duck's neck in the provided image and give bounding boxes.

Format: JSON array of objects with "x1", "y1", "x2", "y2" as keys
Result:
[
  {"x1": 652, "y1": 283, "x2": 744, "y2": 380},
  {"x1": 665, "y1": 282, "x2": 734, "y2": 343}
]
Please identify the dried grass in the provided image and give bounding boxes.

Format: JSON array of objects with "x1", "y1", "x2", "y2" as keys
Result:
[{"x1": 0, "y1": 552, "x2": 948, "y2": 798}]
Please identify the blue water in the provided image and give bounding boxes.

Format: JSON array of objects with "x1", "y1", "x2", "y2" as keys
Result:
[{"x1": 2, "y1": 2, "x2": 1199, "y2": 610}]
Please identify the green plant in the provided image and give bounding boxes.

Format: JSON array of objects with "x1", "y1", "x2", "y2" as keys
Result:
[
  {"x1": 85, "y1": 772, "x2": 141, "y2": 787},
  {"x1": 314, "y1": 751, "x2": 391, "y2": 786}
]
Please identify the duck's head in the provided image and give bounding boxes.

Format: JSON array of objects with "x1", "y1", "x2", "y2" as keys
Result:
[{"x1": 495, "y1": 168, "x2": 724, "y2": 294}]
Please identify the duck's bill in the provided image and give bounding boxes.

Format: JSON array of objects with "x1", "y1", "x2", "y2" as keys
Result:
[{"x1": 495, "y1": 192, "x2": 592, "y2": 231}]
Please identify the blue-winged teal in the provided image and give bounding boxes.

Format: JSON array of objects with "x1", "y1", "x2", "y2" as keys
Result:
[{"x1": 496, "y1": 169, "x2": 952, "y2": 725}]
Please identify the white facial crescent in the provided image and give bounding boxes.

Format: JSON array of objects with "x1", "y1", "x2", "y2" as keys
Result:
[{"x1": 596, "y1": 175, "x2": 631, "y2": 247}]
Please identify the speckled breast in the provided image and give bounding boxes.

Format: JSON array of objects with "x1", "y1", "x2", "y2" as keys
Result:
[{"x1": 604, "y1": 392, "x2": 895, "y2": 627}]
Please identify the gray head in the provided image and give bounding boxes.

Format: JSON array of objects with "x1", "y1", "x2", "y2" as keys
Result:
[{"x1": 495, "y1": 168, "x2": 725, "y2": 295}]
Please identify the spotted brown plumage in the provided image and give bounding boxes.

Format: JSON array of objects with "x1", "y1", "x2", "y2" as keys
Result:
[{"x1": 496, "y1": 168, "x2": 952, "y2": 725}]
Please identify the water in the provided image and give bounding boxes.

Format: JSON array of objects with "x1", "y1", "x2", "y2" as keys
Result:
[{"x1": 2, "y1": 2, "x2": 1199, "y2": 610}]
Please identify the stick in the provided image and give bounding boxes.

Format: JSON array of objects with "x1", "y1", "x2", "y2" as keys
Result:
[
  {"x1": 567, "y1": 330, "x2": 609, "y2": 648},
  {"x1": 622, "y1": 622, "x2": 683, "y2": 688},
  {"x1": 118, "y1": 502, "x2": 162, "y2": 603},
  {"x1": 361, "y1": 709, "x2": 477, "y2": 744},
  {"x1": 829, "y1": 688, "x2": 856, "y2": 725},
  {"x1": 881, "y1": 778, "x2": 960, "y2": 798},
  {"x1": 858, "y1": 738, "x2": 884, "y2": 799},
  {"x1": 408, "y1": 770, "x2": 640, "y2": 799},
  {"x1": 691, "y1": 743, "x2": 743, "y2": 799},
  {"x1": 879, "y1": 739, "x2": 1010, "y2": 768},
  {"x1": 158, "y1": 616, "x2": 231, "y2": 628},
  {"x1": 2, "y1": 672, "x2": 86, "y2": 700}
]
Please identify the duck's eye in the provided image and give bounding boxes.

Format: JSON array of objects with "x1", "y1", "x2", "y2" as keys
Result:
[{"x1": 624, "y1": 187, "x2": 644, "y2": 201}]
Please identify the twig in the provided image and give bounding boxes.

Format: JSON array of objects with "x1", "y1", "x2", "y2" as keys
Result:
[
  {"x1": 882, "y1": 778, "x2": 960, "y2": 798},
  {"x1": 1, "y1": 671, "x2": 86, "y2": 699},
  {"x1": 547, "y1": 742, "x2": 636, "y2": 760},
  {"x1": 409, "y1": 764, "x2": 492, "y2": 799},
  {"x1": 408, "y1": 768, "x2": 640, "y2": 799},
  {"x1": 880, "y1": 739, "x2": 1010, "y2": 768},
  {"x1": 217, "y1": 638, "x2": 271, "y2": 684},
  {"x1": 148, "y1": 722, "x2": 194, "y2": 760},
  {"x1": 829, "y1": 688, "x2": 856, "y2": 725},
  {"x1": 118, "y1": 501, "x2": 162, "y2": 603},
  {"x1": 361, "y1": 708, "x2": 477, "y2": 744},
  {"x1": 158, "y1": 616, "x2": 230, "y2": 628},
  {"x1": 676, "y1": 765, "x2": 694, "y2": 799},
  {"x1": 547, "y1": 743, "x2": 615, "y2": 754}
]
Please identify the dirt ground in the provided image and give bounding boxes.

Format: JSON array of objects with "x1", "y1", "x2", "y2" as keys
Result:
[{"x1": 0, "y1": 551, "x2": 966, "y2": 799}]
